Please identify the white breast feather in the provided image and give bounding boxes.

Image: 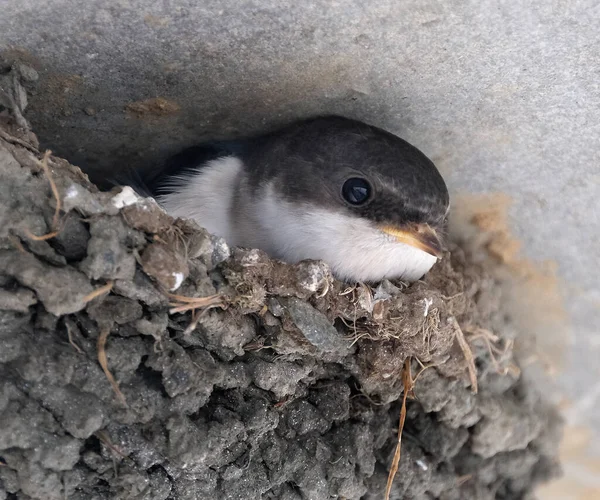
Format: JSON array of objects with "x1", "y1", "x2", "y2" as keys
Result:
[
  {"x1": 249, "y1": 185, "x2": 438, "y2": 282},
  {"x1": 157, "y1": 156, "x2": 243, "y2": 243},
  {"x1": 157, "y1": 157, "x2": 438, "y2": 282}
]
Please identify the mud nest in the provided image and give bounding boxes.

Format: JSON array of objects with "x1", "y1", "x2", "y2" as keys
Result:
[{"x1": 0, "y1": 63, "x2": 562, "y2": 500}]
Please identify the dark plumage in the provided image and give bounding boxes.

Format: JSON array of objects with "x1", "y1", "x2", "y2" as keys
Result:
[{"x1": 138, "y1": 116, "x2": 450, "y2": 282}]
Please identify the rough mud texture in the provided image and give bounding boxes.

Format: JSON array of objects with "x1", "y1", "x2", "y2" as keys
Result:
[{"x1": 0, "y1": 65, "x2": 562, "y2": 500}]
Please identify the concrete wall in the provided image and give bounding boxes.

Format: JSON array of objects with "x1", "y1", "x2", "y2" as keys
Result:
[{"x1": 2, "y1": 1, "x2": 599, "y2": 494}]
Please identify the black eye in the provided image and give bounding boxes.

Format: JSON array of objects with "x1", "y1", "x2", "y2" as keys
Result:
[{"x1": 342, "y1": 178, "x2": 371, "y2": 205}]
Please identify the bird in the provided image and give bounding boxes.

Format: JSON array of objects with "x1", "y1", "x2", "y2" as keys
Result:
[{"x1": 143, "y1": 116, "x2": 450, "y2": 283}]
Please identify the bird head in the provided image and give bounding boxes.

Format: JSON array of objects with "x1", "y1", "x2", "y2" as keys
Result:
[{"x1": 240, "y1": 116, "x2": 449, "y2": 281}]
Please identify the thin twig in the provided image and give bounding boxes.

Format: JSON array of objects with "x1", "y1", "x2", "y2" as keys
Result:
[
  {"x1": 450, "y1": 317, "x2": 478, "y2": 394},
  {"x1": 37, "y1": 150, "x2": 61, "y2": 230},
  {"x1": 83, "y1": 281, "x2": 114, "y2": 304},
  {"x1": 0, "y1": 128, "x2": 40, "y2": 153},
  {"x1": 385, "y1": 358, "x2": 414, "y2": 500},
  {"x1": 22, "y1": 150, "x2": 64, "y2": 240},
  {"x1": 412, "y1": 362, "x2": 436, "y2": 385},
  {"x1": 166, "y1": 292, "x2": 212, "y2": 303},
  {"x1": 168, "y1": 293, "x2": 223, "y2": 314},
  {"x1": 66, "y1": 322, "x2": 84, "y2": 354},
  {"x1": 97, "y1": 327, "x2": 128, "y2": 407},
  {"x1": 8, "y1": 233, "x2": 27, "y2": 253},
  {"x1": 167, "y1": 293, "x2": 225, "y2": 334},
  {"x1": 182, "y1": 305, "x2": 219, "y2": 335},
  {"x1": 457, "y1": 474, "x2": 473, "y2": 486},
  {"x1": 467, "y1": 328, "x2": 519, "y2": 377},
  {"x1": 23, "y1": 228, "x2": 59, "y2": 241}
]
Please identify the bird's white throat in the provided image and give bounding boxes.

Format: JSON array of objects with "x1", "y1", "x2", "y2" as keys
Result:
[{"x1": 157, "y1": 156, "x2": 437, "y2": 282}]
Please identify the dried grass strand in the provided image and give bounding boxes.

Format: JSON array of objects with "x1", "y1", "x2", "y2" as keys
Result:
[
  {"x1": 66, "y1": 322, "x2": 84, "y2": 354},
  {"x1": 450, "y1": 317, "x2": 478, "y2": 394},
  {"x1": 22, "y1": 150, "x2": 64, "y2": 240},
  {"x1": 97, "y1": 327, "x2": 128, "y2": 407},
  {"x1": 83, "y1": 281, "x2": 114, "y2": 304},
  {"x1": 182, "y1": 305, "x2": 221, "y2": 335},
  {"x1": 0, "y1": 128, "x2": 40, "y2": 152},
  {"x1": 168, "y1": 293, "x2": 223, "y2": 314},
  {"x1": 8, "y1": 233, "x2": 27, "y2": 253},
  {"x1": 22, "y1": 228, "x2": 59, "y2": 241},
  {"x1": 385, "y1": 358, "x2": 414, "y2": 500},
  {"x1": 36, "y1": 150, "x2": 62, "y2": 230}
]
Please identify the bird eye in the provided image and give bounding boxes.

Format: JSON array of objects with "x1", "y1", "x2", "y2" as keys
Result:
[{"x1": 342, "y1": 177, "x2": 371, "y2": 205}]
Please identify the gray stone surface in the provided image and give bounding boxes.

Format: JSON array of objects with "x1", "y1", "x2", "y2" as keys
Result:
[{"x1": 1, "y1": 0, "x2": 599, "y2": 488}]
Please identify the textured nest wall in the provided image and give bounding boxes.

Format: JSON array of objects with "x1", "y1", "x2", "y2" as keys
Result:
[{"x1": 0, "y1": 63, "x2": 562, "y2": 500}]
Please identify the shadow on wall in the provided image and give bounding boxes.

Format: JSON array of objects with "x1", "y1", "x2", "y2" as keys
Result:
[{"x1": 1, "y1": 45, "x2": 412, "y2": 188}]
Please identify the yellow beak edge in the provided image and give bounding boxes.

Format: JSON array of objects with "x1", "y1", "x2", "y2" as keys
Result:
[{"x1": 379, "y1": 224, "x2": 443, "y2": 258}]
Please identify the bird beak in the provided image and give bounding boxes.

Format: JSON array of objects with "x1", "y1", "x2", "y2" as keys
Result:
[{"x1": 378, "y1": 223, "x2": 444, "y2": 258}]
